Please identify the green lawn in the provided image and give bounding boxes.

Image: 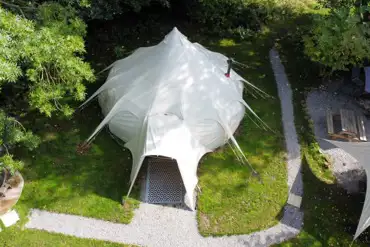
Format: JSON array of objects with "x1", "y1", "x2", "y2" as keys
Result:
[
  {"x1": 0, "y1": 229, "x2": 131, "y2": 247},
  {"x1": 197, "y1": 36, "x2": 288, "y2": 236},
  {"x1": 15, "y1": 104, "x2": 139, "y2": 223},
  {"x1": 0, "y1": 103, "x2": 138, "y2": 245}
]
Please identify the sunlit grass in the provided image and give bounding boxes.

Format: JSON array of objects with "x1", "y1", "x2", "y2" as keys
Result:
[
  {"x1": 219, "y1": 38, "x2": 237, "y2": 47},
  {"x1": 197, "y1": 37, "x2": 288, "y2": 235}
]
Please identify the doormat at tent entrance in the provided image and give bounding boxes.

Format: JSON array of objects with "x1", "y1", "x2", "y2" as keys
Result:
[{"x1": 145, "y1": 157, "x2": 186, "y2": 204}]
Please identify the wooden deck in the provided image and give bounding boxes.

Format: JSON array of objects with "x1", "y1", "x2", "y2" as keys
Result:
[{"x1": 326, "y1": 109, "x2": 367, "y2": 142}]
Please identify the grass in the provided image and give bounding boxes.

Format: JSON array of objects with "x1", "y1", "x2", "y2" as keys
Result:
[
  {"x1": 0, "y1": 103, "x2": 139, "y2": 246},
  {"x1": 0, "y1": 229, "x2": 132, "y2": 247},
  {"x1": 196, "y1": 35, "x2": 288, "y2": 235},
  {"x1": 274, "y1": 155, "x2": 367, "y2": 247},
  {"x1": 0, "y1": 106, "x2": 139, "y2": 245},
  {"x1": 14, "y1": 103, "x2": 140, "y2": 223},
  {"x1": 271, "y1": 35, "x2": 370, "y2": 246}
]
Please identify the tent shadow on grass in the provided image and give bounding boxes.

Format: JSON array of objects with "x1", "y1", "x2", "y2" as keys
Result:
[{"x1": 274, "y1": 155, "x2": 370, "y2": 246}]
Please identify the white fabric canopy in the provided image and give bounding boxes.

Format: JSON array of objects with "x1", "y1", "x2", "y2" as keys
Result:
[
  {"x1": 83, "y1": 27, "x2": 259, "y2": 210},
  {"x1": 320, "y1": 139, "x2": 370, "y2": 239}
]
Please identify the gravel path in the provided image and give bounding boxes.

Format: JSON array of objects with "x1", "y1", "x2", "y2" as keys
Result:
[
  {"x1": 25, "y1": 48, "x2": 303, "y2": 247},
  {"x1": 269, "y1": 49, "x2": 303, "y2": 198}
]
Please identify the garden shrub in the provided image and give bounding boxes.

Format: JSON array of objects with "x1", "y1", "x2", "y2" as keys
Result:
[
  {"x1": 187, "y1": 0, "x2": 319, "y2": 35},
  {"x1": 0, "y1": 2, "x2": 94, "y2": 171},
  {"x1": 304, "y1": 7, "x2": 370, "y2": 71},
  {"x1": 66, "y1": 0, "x2": 170, "y2": 20},
  {"x1": 189, "y1": 0, "x2": 266, "y2": 33},
  {"x1": 0, "y1": 3, "x2": 95, "y2": 117}
]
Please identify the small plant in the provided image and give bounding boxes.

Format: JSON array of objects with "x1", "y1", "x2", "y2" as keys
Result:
[
  {"x1": 0, "y1": 155, "x2": 24, "y2": 176},
  {"x1": 114, "y1": 45, "x2": 126, "y2": 59},
  {"x1": 0, "y1": 110, "x2": 40, "y2": 177}
]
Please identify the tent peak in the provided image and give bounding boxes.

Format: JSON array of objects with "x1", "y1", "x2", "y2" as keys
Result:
[{"x1": 164, "y1": 27, "x2": 188, "y2": 45}]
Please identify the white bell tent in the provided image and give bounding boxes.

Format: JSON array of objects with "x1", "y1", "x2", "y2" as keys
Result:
[{"x1": 82, "y1": 27, "x2": 264, "y2": 210}]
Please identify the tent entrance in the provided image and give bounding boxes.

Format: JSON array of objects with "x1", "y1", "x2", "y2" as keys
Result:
[{"x1": 144, "y1": 156, "x2": 185, "y2": 204}]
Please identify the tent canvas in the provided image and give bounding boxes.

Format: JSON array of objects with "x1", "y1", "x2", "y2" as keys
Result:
[
  {"x1": 320, "y1": 138, "x2": 370, "y2": 239},
  {"x1": 82, "y1": 27, "x2": 262, "y2": 210}
]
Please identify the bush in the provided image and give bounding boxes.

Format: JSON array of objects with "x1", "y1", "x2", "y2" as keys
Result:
[
  {"x1": 68, "y1": 0, "x2": 170, "y2": 20},
  {"x1": 0, "y1": 4, "x2": 95, "y2": 117},
  {"x1": 189, "y1": 0, "x2": 265, "y2": 32},
  {"x1": 304, "y1": 7, "x2": 370, "y2": 71},
  {"x1": 187, "y1": 0, "x2": 319, "y2": 35}
]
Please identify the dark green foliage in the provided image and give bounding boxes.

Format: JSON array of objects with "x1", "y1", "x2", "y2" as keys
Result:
[
  {"x1": 304, "y1": 6, "x2": 370, "y2": 71},
  {"x1": 319, "y1": 0, "x2": 354, "y2": 8},
  {"x1": 189, "y1": 0, "x2": 265, "y2": 32},
  {"x1": 0, "y1": 110, "x2": 40, "y2": 174},
  {"x1": 63, "y1": 0, "x2": 170, "y2": 20},
  {"x1": 185, "y1": 0, "x2": 319, "y2": 36},
  {"x1": 0, "y1": 2, "x2": 94, "y2": 174},
  {"x1": 0, "y1": 3, "x2": 94, "y2": 117}
]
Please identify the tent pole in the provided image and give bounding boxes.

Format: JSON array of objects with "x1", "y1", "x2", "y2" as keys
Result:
[{"x1": 122, "y1": 157, "x2": 144, "y2": 204}]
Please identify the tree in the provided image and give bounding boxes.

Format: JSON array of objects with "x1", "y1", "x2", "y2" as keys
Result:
[
  {"x1": 0, "y1": 111, "x2": 40, "y2": 175},
  {"x1": 1, "y1": 3, "x2": 95, "y2": 117},
  {"x1": 304, "y1": 6, "x2": 370, "y2": 71},
  {"x1": 0, "y1": 2, "x2": 94, "y2": 174}
]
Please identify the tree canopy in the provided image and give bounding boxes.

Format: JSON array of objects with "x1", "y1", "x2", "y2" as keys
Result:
[
  {"x1": 0, "y1": 3, "x2": 94, "y2": 117},
  {"x1": 0, "y1": 2, "x2": 94, "y2": 173},
  {"x1": 304, "y1": 2, "x2": 370, "y2": 71}
]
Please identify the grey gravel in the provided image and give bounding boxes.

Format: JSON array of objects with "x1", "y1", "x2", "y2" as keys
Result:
[
  {"x1": 26, "y1": 205, "x2": 302, "y2": 247},
  {"x1": 25, "y1": 49, "x2": 303, "y2": 247},
  {"x1": 306, "y1": 84, "x2": 367, "y2": 192},
  {"x1": 269, "y1": 49, "x2": 303, "y2": 198}
]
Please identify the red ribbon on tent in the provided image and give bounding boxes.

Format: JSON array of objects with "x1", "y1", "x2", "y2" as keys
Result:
[{"x1": 225, "y1": 58, "x2": 232, "y2": 78}]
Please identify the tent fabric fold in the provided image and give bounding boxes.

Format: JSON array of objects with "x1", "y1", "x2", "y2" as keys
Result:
[{"x1": 84, "y1": 27, "x2": 257, "y2": 210}]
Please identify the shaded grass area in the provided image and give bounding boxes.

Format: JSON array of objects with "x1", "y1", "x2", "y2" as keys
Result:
[
  {"x1": 275, "y1": 155, "x2": 366, "y2": 246},
  {"x1": 197, "y1": 36, "x2": 288, "y2": 236},
  {"x1": 14, "y1": 103, "x2": 140, "y2": 223},
  {"x1": 273, "y1": 37, "x2": 369, "y2": 246}
]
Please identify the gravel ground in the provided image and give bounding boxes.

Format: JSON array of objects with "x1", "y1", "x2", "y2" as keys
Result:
[
  {"x1": 25, "y1": 49, "x2": 303, "y2": 247},
  {"x1": 306, "y1": 84, "x2": 367, "y2": 192},
  {"x1": 26, "y1": 205, "x2": 301, "y2": 247}
]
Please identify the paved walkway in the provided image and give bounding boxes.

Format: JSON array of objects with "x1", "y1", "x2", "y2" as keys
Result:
[{"x1": 25, "y1": 49, "x2": 303, "y2": 247}]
